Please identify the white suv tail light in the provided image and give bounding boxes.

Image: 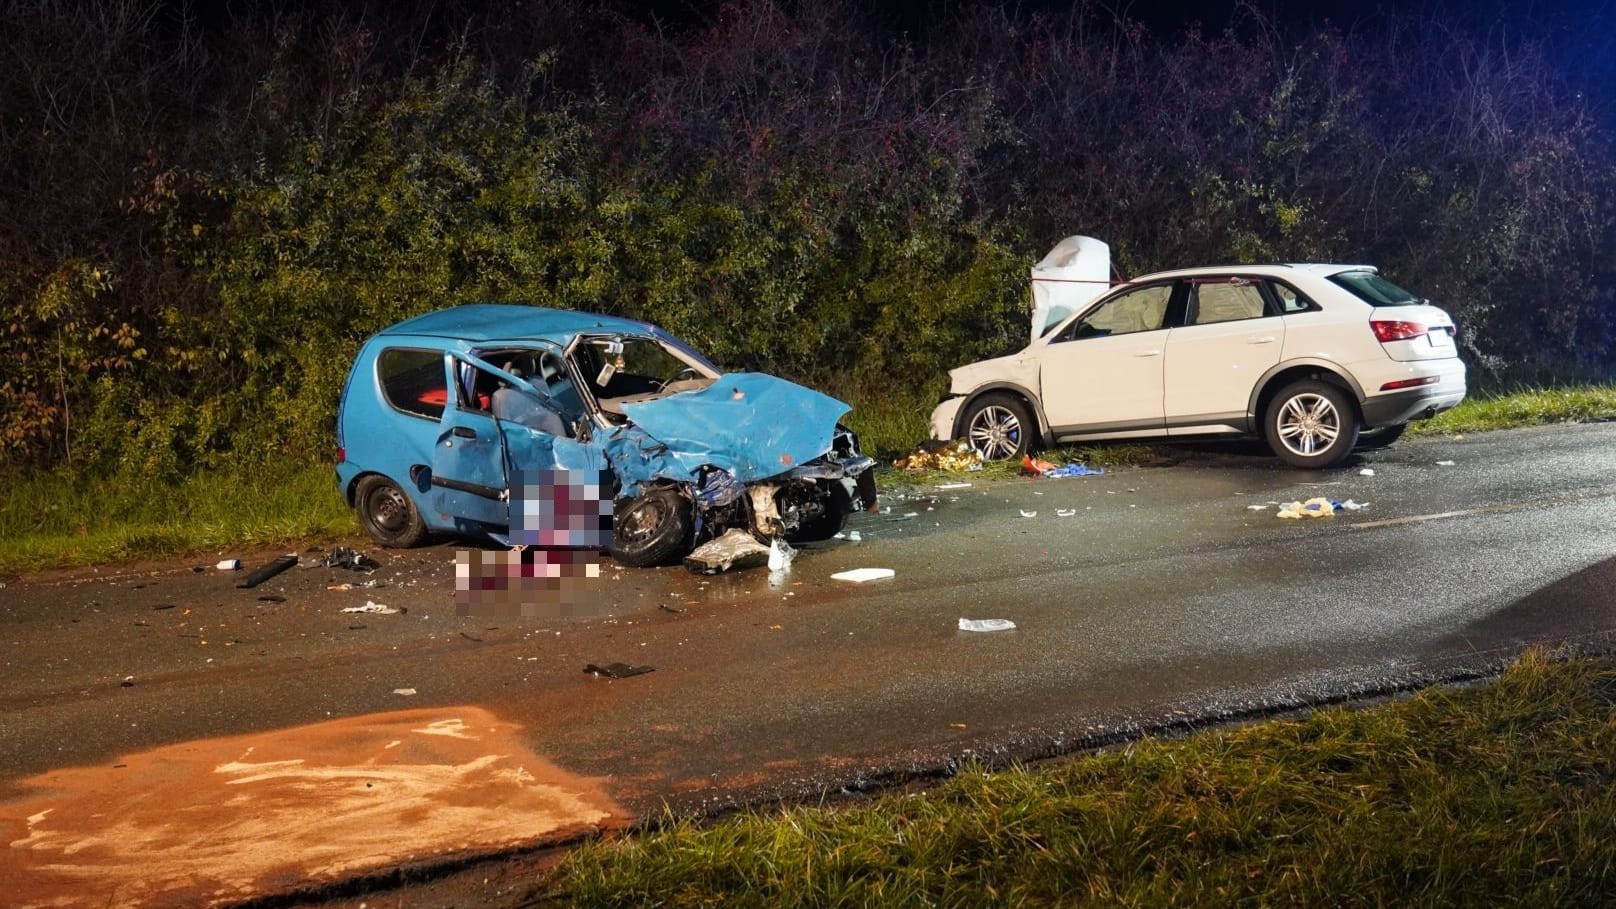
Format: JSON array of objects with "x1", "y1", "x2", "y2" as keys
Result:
[
  {"x1": 1370, "y1": 319, "x2": 1428, "y2": 342},
  {"x1": 1368, "y1": 306, "x2": 1459, "y2": 362}
]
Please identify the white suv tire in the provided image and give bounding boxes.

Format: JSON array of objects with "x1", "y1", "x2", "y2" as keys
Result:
[{"x1": 1264, "y1": 379, "x2": 1361, "y2": 468}]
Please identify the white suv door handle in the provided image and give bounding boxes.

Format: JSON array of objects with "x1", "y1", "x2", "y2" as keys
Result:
[
  {"x1": 1248, "y1": 336, "x2": 1277, "y2": 345},
  {"x1": 1134, "y1": 350, "x2": 1161, "y2": 357}
]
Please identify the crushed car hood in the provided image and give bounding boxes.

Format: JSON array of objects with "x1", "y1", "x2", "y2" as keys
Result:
[{"x1": 619, "y1": 373, "x2": 851, "y2": 483}]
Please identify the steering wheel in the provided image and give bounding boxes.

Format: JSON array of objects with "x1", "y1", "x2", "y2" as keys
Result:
[{"x1": 659, "y1": 365, "x2": 702, "y2": 389}]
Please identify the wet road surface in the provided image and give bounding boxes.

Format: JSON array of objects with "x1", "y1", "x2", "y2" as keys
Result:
[{"x1": 4, "y1": 423, "x2": 1616, "y2": 906}]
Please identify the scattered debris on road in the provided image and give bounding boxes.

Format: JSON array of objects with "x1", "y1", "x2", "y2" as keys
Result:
[
  {"x1": 215, "y1": 559, "x2": 241, "y2": 571},
  {"x1": 315, "y1": 547, "x2": 381, "y2": 573},
  {"x1": 1276, "y1": 498, "x2": 1339, "y2": 519},
  {"x1": 237, "y1": 554, "x2": 298, "y2": 589},
  {"x1": 1437, "y1": 460, "x2": 1456, "y2": 466},
  {"x1": 584, "y1": 662, "x2": 655, "y2": 679},
  {"x1": 1359, "y1": 468, "x2": 1376, "y2": 476},
  {"x1": 684, "y1": 528, "x2": 771, "y2": 574},
  {"x1": 256, "y1": 595, "x2": 286, "y2": 604},
  {"x1": 893, "y1": 440, "x2": 982, "y2": 472},
  {"x1": 958, "y1": 618, "x2": 1017, "y2": 632},
  {"x1": 341, "y1": 601, "x2": 400, "y2": 615},
  {"x1": 392, "y1": 687, "x2": 417, "y2": 696},
  {"x1": 1022, "y1": 454, "x2": 1105, "y2": 478},
  {"x1": 936, "y1": 482, "x2": 973, "y2": 490},
  {"x1": 831, "y1": 567, "x2": 895, "y2": 583},
  {"x1": 326, "y1": 579, "x2": 387, "y2": 591},
  {"x1": 1020, "y1": 509, "x2": 1038, "y2": 518}
]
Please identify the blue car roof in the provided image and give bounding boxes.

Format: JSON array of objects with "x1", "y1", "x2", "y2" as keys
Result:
[{"x1": 378, "y1": 304, "x2": 653, "y2": 343}]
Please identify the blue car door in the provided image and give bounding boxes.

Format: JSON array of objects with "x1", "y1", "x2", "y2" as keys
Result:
[{"x1": 430, "y1": 354, "x2": 510, "y2": 529}]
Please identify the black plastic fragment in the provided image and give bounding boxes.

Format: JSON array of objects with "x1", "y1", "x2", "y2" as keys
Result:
[
  {"x1": 321, "y1": 546, "x2": 380, "y2": 572},
  {"x1": 237, "y1": 554, "x2": 299, "y2": 589},
  {"x1": 583, "y1": 662, "x2": 655, "y2": 679}
]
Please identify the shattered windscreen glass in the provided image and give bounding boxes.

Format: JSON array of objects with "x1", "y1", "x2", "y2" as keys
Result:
[{"x1": 572, "y1": 335, "x2": 716, "y2": 417}]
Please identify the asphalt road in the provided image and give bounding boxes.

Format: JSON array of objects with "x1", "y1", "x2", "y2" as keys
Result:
[{"x1": 5, "y1": 423, "x2": 1616, "y2": 906}]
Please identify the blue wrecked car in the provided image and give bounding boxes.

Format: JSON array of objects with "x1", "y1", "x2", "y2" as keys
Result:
[{"x1": 335, "y1": 304, "x2": 876, "y2": 566}]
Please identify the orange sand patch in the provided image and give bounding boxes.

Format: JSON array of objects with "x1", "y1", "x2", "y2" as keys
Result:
[{"x1": 2, "y1": 707, "x2": 624, "y2": 908}]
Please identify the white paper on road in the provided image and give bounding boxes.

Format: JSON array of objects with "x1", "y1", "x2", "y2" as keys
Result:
[
  {"x1": 342, "y1": 601, "x2": 399, "y2": 615},
  {"x1": 958, "y1": 618, "x2": 1017, "y2": 632},
  {"x1": 831, "y1": 568, "x2": 895, "y2": 583}
]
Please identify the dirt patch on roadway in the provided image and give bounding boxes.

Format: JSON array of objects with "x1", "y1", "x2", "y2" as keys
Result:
[{"x1": 2, "y1": 706, "x2": 624, "y2": 908}]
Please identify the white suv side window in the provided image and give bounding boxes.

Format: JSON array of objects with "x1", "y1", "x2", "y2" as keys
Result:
[
  {"x1": 1270, "y1": 281, "x2": 1315, "y2": 313},
  {"x1": 1190, "y1": 280, "x2": 1268, "y2": 325},
  {"x1": 1066, "y1": 284, "x2": 1172, "y2": 339}
]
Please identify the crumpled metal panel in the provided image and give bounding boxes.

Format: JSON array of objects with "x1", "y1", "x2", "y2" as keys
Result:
[{"x1": 620, "y1": 373, "x2": 851, "y2": 483}]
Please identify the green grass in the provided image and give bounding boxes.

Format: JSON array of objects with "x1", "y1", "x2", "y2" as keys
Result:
[
  {"x1": 5, "y1": 383, "x2": 1613, "y2": 575},
  {"x1": 1411, "y1": 384, "x2": 1616, "y2": 436},
  {"x1": 544, "y1": 649, "x2": 1616, "y2": 907},
  {"x1": 0, "y1": 462, "x2": 353, "y2": 575}
]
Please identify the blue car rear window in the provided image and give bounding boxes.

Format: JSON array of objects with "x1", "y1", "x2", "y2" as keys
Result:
[{"x1": 378, "y1": 348, "x2": 447, "y2": 419}]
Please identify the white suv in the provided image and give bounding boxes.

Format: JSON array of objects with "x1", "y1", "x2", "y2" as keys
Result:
[{"x1": 931, "y1": 253, "x2": 1466, "y2": 469}]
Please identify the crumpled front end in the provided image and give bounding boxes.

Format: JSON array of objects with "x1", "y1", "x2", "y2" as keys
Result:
[{"x1": 600, "y1": 374, "x2": 877, "y2": 566}]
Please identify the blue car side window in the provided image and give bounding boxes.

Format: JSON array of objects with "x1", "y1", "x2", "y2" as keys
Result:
[{"x1": 377, "y1": 348, "x2": 448, "y2": 419}]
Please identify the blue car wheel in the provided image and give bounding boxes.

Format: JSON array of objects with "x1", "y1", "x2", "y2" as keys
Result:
[{"x1": 356, "y1": 475, "x2": 427, "y2": 548}]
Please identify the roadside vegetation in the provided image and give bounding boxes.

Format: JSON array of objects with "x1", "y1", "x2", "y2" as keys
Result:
[
  {"x1": 0, "y1": 463, "x2": 348, "y2": 576},
  {"x1": 544, "y1": 649, "x2": 1616, "y2": 906},
  {"x1": 4, "y1": 0, "x2": 1614, "y2": 487},
  {"x1": 2, "y1": 0, "x2": 1613, "y2": 575},
  {"x1": 6, "y1": 381, "x2": 1614, "y2": 575},
  {"x1": 1412, "y1": 383, "x2": 1616, "y2": 436}
]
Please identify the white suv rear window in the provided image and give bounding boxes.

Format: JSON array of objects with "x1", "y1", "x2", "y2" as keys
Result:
[{"x1": 1330, "y1": 272, "x2": 1425, "y2": 307}]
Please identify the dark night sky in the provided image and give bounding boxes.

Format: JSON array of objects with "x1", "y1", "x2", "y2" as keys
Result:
[{"x1": 626, "y1": 0, "x2": 1615, "y2": 34}]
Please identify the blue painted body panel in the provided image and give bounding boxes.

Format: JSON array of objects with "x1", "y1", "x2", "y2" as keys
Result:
[
  {"x1": 336, "y1": 305, "x2": 851, "y2": 538},
  {"x1": 620, "y1": 373, "x2": 850, "y2": 483}
]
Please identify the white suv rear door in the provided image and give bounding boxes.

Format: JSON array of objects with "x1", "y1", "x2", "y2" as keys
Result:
[{"x1": 1163, "y1": 277, "x2": 1285, "y2": 432}]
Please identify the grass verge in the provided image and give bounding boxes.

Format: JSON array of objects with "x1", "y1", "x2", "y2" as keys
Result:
[
  {"x1": 545, "y1": 649, "x2": 1616, "y2": 906},
  {"x1": 5, "y1": 383, "x2": 1613, "y2": 575},
  {"x1": 0, "y1": 462, "x2": 352, "y2": 576},
  {"x1": 1410, "y1": 383, "x2": 1616, "y2": 436}
]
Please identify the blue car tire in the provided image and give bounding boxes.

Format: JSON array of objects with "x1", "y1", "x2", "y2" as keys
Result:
[
  {"x1": 355, "y1": 475, "x2": 428, "y2": 548},
  {"x1": 610, "y1": 486, "x2": 691, "y2": 567}
]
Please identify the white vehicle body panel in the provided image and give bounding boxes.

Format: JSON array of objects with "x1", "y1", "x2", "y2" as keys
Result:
[
  {"x1": 1163, "y1": 318, "x2": 1285, "y2": 426},
  {"x1": 929, "y1": 246, "x2": 1468, "y2": 466},
  {"x1": 1030, "y1": 235, "x2": 1112, "y2": 341},
  {"x1": 1039, "y1": 331, "x2": 1166, "y2": 431}
]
